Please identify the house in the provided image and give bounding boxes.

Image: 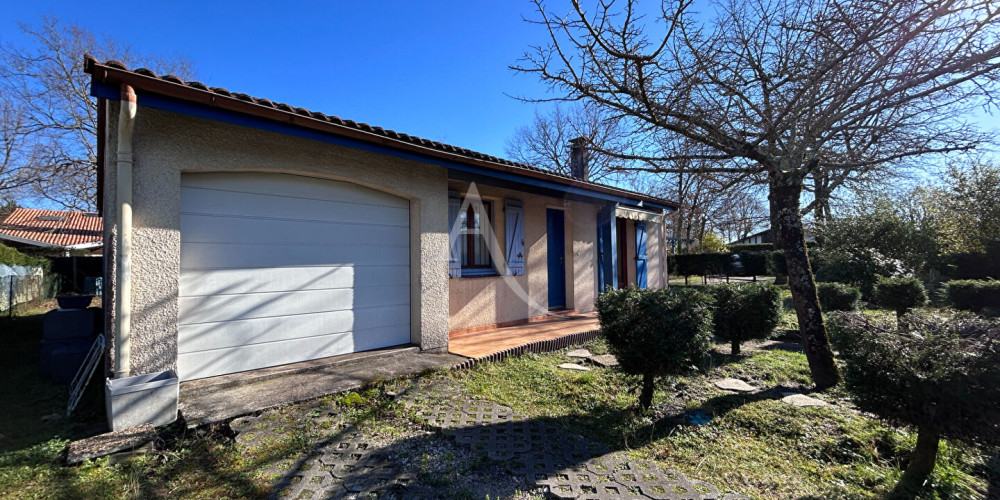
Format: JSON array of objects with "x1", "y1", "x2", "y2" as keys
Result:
[
  {"x1": 0, "y1": 208, "x2": 103, "y2": 255},
  {"x1": 729, "y1": 229, "x2": 772, "y2": 246},
  {"x1": 84, "y1": 57, "x2": 677, "y2": 389}
]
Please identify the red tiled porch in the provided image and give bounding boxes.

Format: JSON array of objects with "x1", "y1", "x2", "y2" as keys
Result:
[{"x1": 448, "y1": 312, "x2": 601, "y2": 359}]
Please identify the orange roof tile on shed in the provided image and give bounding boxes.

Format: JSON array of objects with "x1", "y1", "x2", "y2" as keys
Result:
[
  {"x1": 0, "y1": 208, "x2": 103, "y2": 249},
  {"x1": 83, "y1": 55, "x2": 678, "y2": 210}
]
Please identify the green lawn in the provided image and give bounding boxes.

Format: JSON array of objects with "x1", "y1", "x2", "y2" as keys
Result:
[
  {"x1": 453, "y1": 339, "x2": 997, "y2": 499},
  {"x1": 0, "y1": 305, "x2": 995, "y2": 499}
]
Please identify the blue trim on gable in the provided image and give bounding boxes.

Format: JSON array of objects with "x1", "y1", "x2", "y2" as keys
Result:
[{"x1": 92, "y1": 80, "x2": 674, "y2": 211}]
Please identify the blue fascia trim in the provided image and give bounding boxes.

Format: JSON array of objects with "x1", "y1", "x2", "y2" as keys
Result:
[{"x1": 92, "y1": 80, "x2": 673, "y2": 211}]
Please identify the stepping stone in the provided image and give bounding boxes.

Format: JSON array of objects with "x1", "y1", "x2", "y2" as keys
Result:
[
  {"x1": 558, "y1": 363, "x2": 591, "y2": 371},
  {"x1": 714, "y1": 378, "x2": 756, "y2": 392},
  {"x1": 65, "y1": 423, "x2": 156, "y2": 465},
  {"x1": 589, "y1": 354, "x2": 619, "y2": 367},
  {"x1": 781, "y1": 393, "x2": 828, "y2": 407},
  {"x1": 566, "y1": 349, "x2": 592, "y2": 359}
]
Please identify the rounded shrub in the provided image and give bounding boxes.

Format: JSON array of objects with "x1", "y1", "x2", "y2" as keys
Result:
[
  {"x1": 873, "y1": 277, "x2": 927, "y2": 320},
  {"x1": 946, "y1": 279, "x2": 1000, "y2": 314},
  {"x1": 595, "y1": 286, "x2": 714, "y2": 410},
  {"x1": 710, "y1": 282, "x2": 781, "y2": 356},
  {"x1": 828, "y1": 311, "x2": 1000, "y2": 498},
  {"x1": 816, "y1": 282, "x2": 861, "y2": 312}
]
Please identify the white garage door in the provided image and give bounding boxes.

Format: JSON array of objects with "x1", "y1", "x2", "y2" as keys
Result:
[{"x1": 178, "y1": 172, "x2": 411, "y2": 381}]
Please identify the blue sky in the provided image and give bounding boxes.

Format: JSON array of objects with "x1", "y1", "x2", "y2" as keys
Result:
[
  {"x1": 1, "y1": 0, "x2": 997, "y2": 163},
  {"x1": 1, "y1": 1, "x2": 560, "y2": 158}
]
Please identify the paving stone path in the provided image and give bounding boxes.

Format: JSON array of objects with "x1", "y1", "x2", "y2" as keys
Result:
[{"x1": 235, "y1": 378, "x2": 746, "y2": 500}]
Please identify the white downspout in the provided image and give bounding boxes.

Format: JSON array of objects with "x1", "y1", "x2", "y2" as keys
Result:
[{"x1": 114, "y1": 85, "x2": 137, "y2": 377}]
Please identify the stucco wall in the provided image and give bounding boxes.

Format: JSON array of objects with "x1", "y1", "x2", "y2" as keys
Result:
[
  {"x1": 103, "y1": 102, "x2": 450, "y2": 376},
  {"x1": 447, "y1": 182, "x2": 599, "y2": 332}
]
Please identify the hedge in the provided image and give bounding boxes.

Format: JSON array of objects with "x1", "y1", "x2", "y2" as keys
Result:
[
  {"x1": 728, "y1": 243, "x2": 773, "y2": 253},
  {"x1": 946, "y1": 280, "x2": 1000, "y2": 313},
  {"x1": 669, "y1": 252, "x2": 732, "y2": 277},
  {"x1": 0, "y1": 243, "x2": 49, "y2": 270}
]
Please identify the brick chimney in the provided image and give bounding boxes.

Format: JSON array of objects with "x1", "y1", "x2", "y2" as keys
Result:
[{"x1": 568, "y1": 137, "x2": 590, "y2": 181}]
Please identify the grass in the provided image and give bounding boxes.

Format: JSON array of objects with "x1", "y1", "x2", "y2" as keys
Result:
[
  {"x1": 453, "y1": 339, "x2": 996, "y2": 499},
  {"x1": 1, "y1": 302, "x2": 995, "y2": 499}
]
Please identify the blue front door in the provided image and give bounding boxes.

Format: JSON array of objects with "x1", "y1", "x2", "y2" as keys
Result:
[{"x1": 546, "y1": 209, "x2": 566, "y2": 309}]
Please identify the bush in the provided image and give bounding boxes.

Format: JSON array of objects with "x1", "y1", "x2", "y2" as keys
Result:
[
  {"x1": 811, "y1": 248, "x2": 907, "y2": 300},
  {"x1": 596, "y1": 286, "x2": 714, "y2": 409},
  {"x1": 946, "y1": 279, "x2": 1000, "y2": 313},
  {"x1": 816, "y1": 282, "x2": 861, "y2": 312},
  {"x1": 828, "y1": 312, "x2": 1000, "y2": 498},
  {"x1": 873, "y1": 277, "x2": 927, "y2": 320},
  {"x1": 710, "y1": 283, "x2": 781, "y2": 355}
]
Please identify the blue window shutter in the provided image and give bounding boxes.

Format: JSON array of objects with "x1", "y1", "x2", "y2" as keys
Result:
[
  {"x1": 504, "y1": 199, "x2": 524, "y2": 276},
  {"x1": 448, "y1": 190, "x2": 462, "y2": 278},
  {"x1": 635, "y1": 222, "x2": 648, "y2": 289}
]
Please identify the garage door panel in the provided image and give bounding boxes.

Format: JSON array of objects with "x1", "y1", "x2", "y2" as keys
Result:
[
  {"x1": 179, "y1": 265, "x2": 408, "y2": 297},
  {"x1": 178, "y1": 305, "x2": 410, "y2": 353},
  {"x1": 180, "y1": 242, "x2": 409, "y2": 270},
  {"x1": 181, "y1": 172, "x2": 409, "y2": 209},
  {"x1": 179, "y1": 172, "x2": 411, "y2": 381},
  {"x1": 179, "y1": 324, "x2": 410, "y2": 380},
  {"x1": 180, "y1": 214, "x2": 409, "y2": 246},
  {"x1": 178, "y1": 285, "x2": 409, "y2": 324},
  {"x1": 181, "y1": 188, "x2": 408, "y2": 227}
]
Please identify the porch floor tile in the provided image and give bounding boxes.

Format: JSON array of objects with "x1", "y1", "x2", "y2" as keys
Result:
[{"x1": 448, "y1": 312, "x2": 601, "y2": 359}]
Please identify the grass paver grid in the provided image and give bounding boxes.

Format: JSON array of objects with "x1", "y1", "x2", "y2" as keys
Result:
[{"x1": 238, "y1": 376, "x2": 746, "y2": 500}]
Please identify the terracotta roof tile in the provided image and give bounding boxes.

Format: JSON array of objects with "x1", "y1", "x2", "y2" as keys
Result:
[
  {"x1": 83, "y1": 56, "x2": 678, "y2": 208},
  {"x1": 0, "y1": 208, "x2": 103, "y2": 248}
]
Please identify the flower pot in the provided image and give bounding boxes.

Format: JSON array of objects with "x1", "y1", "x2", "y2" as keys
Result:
[
  {"x1": 56, "y1": 295, "x2": 94, "y2": 309},
  {"x1": 106, "y1": 371, "x2": 178, "y2": 431}
]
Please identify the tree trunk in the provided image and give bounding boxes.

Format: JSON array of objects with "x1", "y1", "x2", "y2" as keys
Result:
[
  {"x1": 638, "y1": 373, "x2": 656, "y2": 410},
  {"x1": 889, "y1": 425, "x2": 941, "y2": 500},
  {"x1": 731, "y1": 338, "x2": 741, "y2": 356},
  {"x1": 770, "y1": 172, "x2": 840, "y2": 390}
]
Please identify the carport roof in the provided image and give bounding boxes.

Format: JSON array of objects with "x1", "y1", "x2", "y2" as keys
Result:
[{"x1": 84, "y1": 56, "x2": 677, "y2": 212}]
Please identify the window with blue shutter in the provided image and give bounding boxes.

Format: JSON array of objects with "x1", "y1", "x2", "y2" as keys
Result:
[
  {"x1": 448, "y1": 190, "x2": 462, "y2": 278},
  {"x1": 635, "y1": 222, "x2": 648, "y2": 289},
  {"x1": 505, "y1": 199, "x2": 524, "y2": 275}
]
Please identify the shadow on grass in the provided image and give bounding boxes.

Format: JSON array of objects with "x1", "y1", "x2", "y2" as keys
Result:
[{"x1": 0, "y1": 313, "x2": 107, "y2": 455}]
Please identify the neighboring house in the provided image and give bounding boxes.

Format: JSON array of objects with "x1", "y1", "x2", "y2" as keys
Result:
[
  {"x1": 85, "y1": 57, "x2": 677, "y2": 384},
  {"x1": 730, "y1": 229, "x2": 772, "y2": 246},
  {"x1": 0, "y1": 208, "x2": 103, "y2": 255}
]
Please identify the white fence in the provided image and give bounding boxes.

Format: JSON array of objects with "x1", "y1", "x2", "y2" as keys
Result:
[{"x1": 0, "y1": 264, "x2": 45, "y2": 313}]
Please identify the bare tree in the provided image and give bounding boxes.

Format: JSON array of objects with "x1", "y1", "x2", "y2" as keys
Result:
[
  {"x1": 0, "y1": 17, "x2": 195, "y2": 210},
  {"x1": 0, "y1": 89, "x2": 37, "y2": 201},
  {"x1": 515, "y1": 0, "x2": 1000, "y2": 388},
  {"x1": 505, "y1": 103, "x2": 635, "y2": 182}
]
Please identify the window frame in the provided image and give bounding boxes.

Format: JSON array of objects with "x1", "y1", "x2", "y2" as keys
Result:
[{"x1": 460, "y1": 198, "x2": 498, "y2": 276}]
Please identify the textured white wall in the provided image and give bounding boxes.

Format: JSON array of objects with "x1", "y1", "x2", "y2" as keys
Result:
[{"x1": 104, "y1": 103, "x2": 450, "y2": 376}]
